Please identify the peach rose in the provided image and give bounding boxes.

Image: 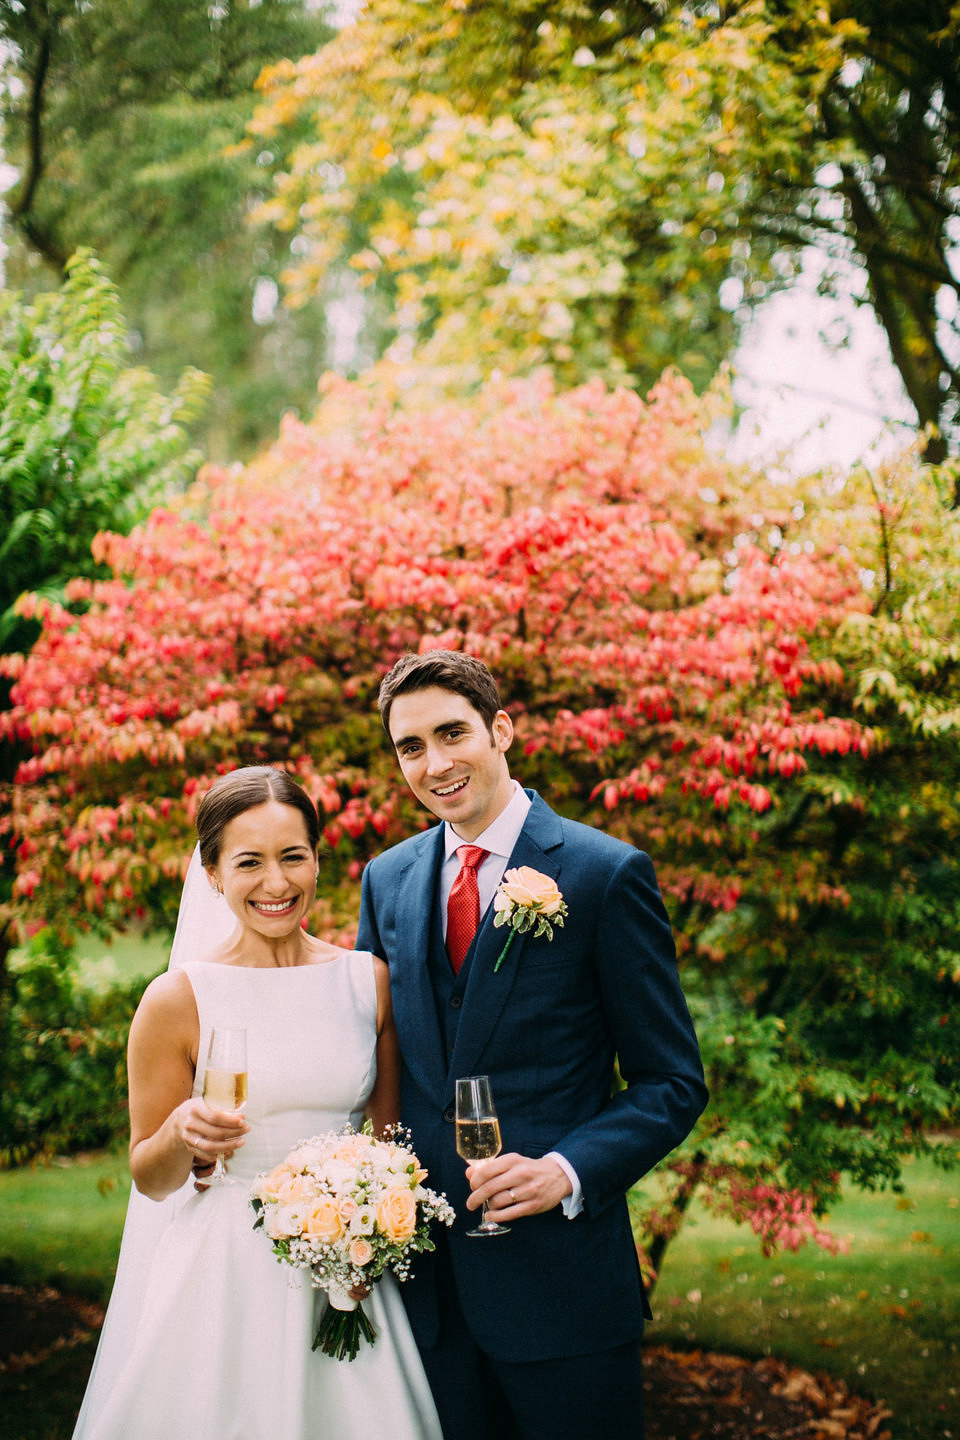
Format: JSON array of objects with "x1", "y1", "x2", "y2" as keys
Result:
[
  {"x1": 376, "y1": 1187, "x2": 418, "y2": 1244},
  {"x1": 303, "y1": 1198, "x2": 344, "y2": 1243},
  {"x1": 259, "y1": 1163, "x2": 296, "y2": 1201},
  {"x1": 334, "y1": 1135, "x2": 373, "y2": 1163},
  {"x1": 496, "y1": 867, "x2": 564, "y2": 915},
  {"x1": 337, "y1": 1194, "x2": 359, "y2": 1222},
  {"x1": 276, "y1": 1174, "x2": 314, "y2": 1206},
  {"x1": 348, "y1": 1237, "x2": 374, "y2": 1267}
]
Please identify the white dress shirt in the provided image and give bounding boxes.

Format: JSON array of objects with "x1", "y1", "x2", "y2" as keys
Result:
[
  {"x1": 441, "y1": 782, "x2": 583, "y2": 1218},
  {"x1": 440, "y1": 780, "x2": 531, "y2": 928}
]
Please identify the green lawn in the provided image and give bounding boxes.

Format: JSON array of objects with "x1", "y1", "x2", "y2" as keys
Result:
[
  {"x1": 68, "y1": 927, "x2": 171, "y2": 983},
  {"x1": 0, "y1": 1154, "x2": 131, "y2": 1440},
  {"x1": 0, "y1": 1152, "x2": 131, "y2": 1302},
  {"x1": 10, "y1": 926, "x2": 170, "y2": 989},
  {"x1": 638, "y1": 1151, "x2": 959, "y2": 1440},
  {"x1": 0, "y1": 1149, "x2": 956, "y2": 1439}
]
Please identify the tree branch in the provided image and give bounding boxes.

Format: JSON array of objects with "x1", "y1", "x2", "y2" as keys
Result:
[
  {"x1": 7, "y1": 13, "x2": 68, "y2": 270},
  {"x1": 9, "y1": 17, "x2": 51, "y2": 222}
]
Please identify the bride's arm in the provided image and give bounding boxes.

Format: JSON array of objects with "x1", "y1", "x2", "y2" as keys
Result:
[
  {"x1": 127, "y1": 970, "x2": 247, "y2": 1201},
  {"x1": 365, "y1": 956, "x2": 401, "y2": 1138}
]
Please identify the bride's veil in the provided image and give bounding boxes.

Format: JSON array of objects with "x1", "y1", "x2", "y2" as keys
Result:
[
  {"x1": 169, "y1": 842, "x2": 237, "y2": 970},
  {"x1": 71, "y1": 845, "x2": 236, "y2": 1438}
]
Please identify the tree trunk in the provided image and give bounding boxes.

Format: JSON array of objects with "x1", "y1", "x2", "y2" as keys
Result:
[{"x1": 645, "y1": 1153, "x2": 706, "y2": 1297}]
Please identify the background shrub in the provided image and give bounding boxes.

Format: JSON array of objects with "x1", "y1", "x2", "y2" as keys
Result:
[{"x1": 0, "y1": 931, "x2": 152, "y2": 1164}]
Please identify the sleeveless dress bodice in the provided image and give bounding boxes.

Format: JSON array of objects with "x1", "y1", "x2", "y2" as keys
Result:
[
  {"x1": 187, "y1": 956, "x2": 377, "y2": 1181},
  {"x1": 73, "y1": 955, "x2": 442, "y2": 1440}
]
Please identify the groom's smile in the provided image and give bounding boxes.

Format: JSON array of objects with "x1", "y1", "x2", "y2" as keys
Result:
[
  {"x1": 388, "y1": 686, "x2": 515, "y2": 841},
  {"x1": 433, "y1": 777, "x2": 468, "y2": 797}
]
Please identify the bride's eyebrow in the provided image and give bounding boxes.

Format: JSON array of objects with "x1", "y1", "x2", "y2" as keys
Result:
[{"x1": 230, "y1": 845, "x2": 310, "y2": 860}]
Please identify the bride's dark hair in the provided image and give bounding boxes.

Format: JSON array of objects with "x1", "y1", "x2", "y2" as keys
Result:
[{"x1": 196, "y1": 766, "x2": 320, "y2": 866}]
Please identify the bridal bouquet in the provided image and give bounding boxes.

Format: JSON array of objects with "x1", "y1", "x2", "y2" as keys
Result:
[{"x1": 251, "y1": 1122, "x2": 454, "y2": 1361}]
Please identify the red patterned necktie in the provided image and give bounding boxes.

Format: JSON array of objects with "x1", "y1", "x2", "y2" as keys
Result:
[{"x1": 446, "y1": 845, "x2": 489, "y2": 975}]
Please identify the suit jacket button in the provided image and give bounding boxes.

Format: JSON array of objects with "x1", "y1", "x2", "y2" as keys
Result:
[
  {"x1": 450, "y1": 995, "x2": 462, "y2": 1009},
  {"x1": 443, "y1": 1105, "x2": 455, "y2": 1122}
]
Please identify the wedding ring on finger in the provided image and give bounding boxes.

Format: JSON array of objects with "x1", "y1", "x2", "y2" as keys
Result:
[{"x1": 509, "y1": 1189, "x2": 517, "y2": 1203}]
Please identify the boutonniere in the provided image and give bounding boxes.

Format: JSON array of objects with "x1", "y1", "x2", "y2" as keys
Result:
[{"x1": 492, "y1": 867, "x2": 568, "y2": 973}]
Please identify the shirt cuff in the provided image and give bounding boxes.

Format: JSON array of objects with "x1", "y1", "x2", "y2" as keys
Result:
[{"x1": 546, "y1": 1151, "x2": 583, "y2": 1218}]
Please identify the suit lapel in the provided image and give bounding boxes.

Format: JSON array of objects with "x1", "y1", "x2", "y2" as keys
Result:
[
  {"x1": 448, "y1": 794, "x2": 564, "y2": 1088},
  {"x1": 393, "y1": 825, "x2": 448, "y2": 1100}
]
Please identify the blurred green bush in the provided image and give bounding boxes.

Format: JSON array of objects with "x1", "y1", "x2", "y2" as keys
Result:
[{"x1": 0, "y1": 930, "x2": 150, "y2": 1165}]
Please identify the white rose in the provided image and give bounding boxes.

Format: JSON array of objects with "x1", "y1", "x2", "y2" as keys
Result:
[
  {"x1": 267, "y1": 1202, "x2": 307, "y2": 1239},
  {"x1": 349, "y1": 1206, "x2": 376, "y2": 1236}
]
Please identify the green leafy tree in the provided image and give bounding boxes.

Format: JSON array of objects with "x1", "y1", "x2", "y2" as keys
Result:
[
  {"x1": 0, "y1": 931, "x2": 150, "y2": 1165},
  {"x1": 0, "y1": 250, "x2": 209, "y2": 652},
  {"x1": 248, "y1": 0, "x2": 751, "y2": 398},
  {"x1": 647, "y1": 0, "x2": 960, "y2": 469},
  {"x1": 0, "y1": 248, "x2": 208, "y2": 978},
  {"x1": 0, "y1": 0, "x2": 332, "y2": 457},
  {"x1": 248, "y1": 0, "x2": 960, "y2": 466}
]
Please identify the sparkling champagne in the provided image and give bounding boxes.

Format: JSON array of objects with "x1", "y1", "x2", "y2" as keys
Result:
[
  {"x1": 203, "y1": 1068, "x2": 248, "y2": 1111},
  {"x1": 455, "y1": 1117, "x2": 502, "y2": 1162}
]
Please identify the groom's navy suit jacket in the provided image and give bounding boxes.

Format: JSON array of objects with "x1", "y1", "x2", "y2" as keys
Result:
[{"x1": 356, "y1": 790, "x2": 707, "y2": 1363}]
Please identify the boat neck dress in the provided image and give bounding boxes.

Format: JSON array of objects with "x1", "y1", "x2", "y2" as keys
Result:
[{"x1": 72, "y1": 954, "x2": 442, "y2": 1440}]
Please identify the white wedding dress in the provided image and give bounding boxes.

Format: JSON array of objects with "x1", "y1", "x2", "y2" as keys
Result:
[{"x1": 72, "y1": 955, "x2": 442, "y2": 1440}]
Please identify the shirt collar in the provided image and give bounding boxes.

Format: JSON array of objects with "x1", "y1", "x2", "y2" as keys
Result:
[{"x1": 443, "y1": 780, "x2": 531, "y2": 862}]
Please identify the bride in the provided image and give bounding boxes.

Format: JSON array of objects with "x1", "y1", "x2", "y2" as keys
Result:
[{"x1": 72, "y1": 765, "x2": 442, "y2": 1440}]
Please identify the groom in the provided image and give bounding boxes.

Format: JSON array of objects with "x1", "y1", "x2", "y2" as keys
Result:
[{"x1": 356, "y1": 650, "x2": 707, "y2": 1440}]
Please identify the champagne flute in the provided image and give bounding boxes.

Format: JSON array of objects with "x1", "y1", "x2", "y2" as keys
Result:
[
  {"x1": 202, "y1": 1026, "x2": 248, "y2": 1186},
  {"x1": 455, "y1": 1075, "x2": 510, "y2": 1237}
]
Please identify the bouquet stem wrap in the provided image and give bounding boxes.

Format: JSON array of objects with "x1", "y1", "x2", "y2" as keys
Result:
[{"x1": 312, "y1": 1284, "x2": 377, "y2": 1362}]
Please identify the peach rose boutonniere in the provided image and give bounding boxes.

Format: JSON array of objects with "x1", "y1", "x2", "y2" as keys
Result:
[{"x1": 492, "y1": 866, "x2": 568, "y2": 973}]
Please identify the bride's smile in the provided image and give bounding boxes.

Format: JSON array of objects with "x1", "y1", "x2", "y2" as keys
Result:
[{"x1": 207, "y1": 799, "x2": 319, "y2": 946}]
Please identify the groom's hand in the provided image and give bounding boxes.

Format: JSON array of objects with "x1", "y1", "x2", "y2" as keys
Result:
[{"x1": 465, "y1": 1152, "x2": 572, "y2": 1221}]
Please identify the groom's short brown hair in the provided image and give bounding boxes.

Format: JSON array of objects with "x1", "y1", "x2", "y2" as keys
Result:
[{"x1": 378, "y1": 650, "x2": 502, "y2": 736}]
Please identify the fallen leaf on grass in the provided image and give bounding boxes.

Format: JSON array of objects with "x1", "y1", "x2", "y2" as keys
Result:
[
  {"x1": 643, "y1": 1346, "x2": 893, "y2": 1440},
  {"x1": 0, "y1": 1285, "x2": 104, "y2": 1374},
  {"x1": 775, "y1": 1371, "x2": 826, "y2": 1404}
]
